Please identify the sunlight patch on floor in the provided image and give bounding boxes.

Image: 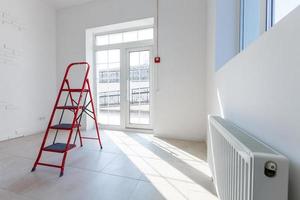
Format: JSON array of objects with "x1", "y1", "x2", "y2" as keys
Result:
[{"x1": 106, "y1": 131, "x2": 217, "y2": 200}]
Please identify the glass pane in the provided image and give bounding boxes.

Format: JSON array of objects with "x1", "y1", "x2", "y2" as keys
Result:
[
  {"x1": 138, "y1": 28, "x2": 154, "y2": 40},
  {"x1": 130, "y1": 52, "x2": 139, "y2": 67},
  {"x1": 273, "y1": 0, "x2": 300, "y2": 24},
  {"x1": 97, "y1": 64, "x2": 108, "y2": 71},
  {"x1": 108, "y1": 49, "x2": 120, "y2": 63},
  {"x1": 241, "y1": 0, "x2": 260, "y2": 50},
  {"x1": 109, "y1": 33, "x2": 123, "y2": 45},
  {"x1": 96, "y1": 50, "x2": 121, "y2": 126},
  {"x1": 109, "y1": 62, "x2": 120, "y2": 70},
  {"x1": 140, "y1": 51, "x2": 150, "y2": 66},
  {"x1": 96, "y1": 51, "x2": 108, "y2": 64},
  {"x1": 96, "y1": 35, "x2": 109, "y2": 46},
  {"x1": 123, "y1": 31, "x2": 138, "y2": 42},
  {"x1": 129, "y1": 50, "x2": 150, "y2": 125}
]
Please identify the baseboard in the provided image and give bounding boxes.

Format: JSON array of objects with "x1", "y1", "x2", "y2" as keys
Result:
[{"x1": 153, "y1": 132, "x2": 206, "y2": 142}]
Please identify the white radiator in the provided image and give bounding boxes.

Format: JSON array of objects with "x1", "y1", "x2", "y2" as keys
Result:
[{"x1": 208, "y1": 116, "x2": 289, "y2": 200}]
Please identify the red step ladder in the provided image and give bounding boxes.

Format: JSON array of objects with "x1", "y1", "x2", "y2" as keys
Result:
[{"x1": 31, "y1": 62, "x2": 102, "y2": 177}]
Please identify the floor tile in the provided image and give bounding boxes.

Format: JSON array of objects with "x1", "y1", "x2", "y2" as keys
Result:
[
  {"x1": 0, "y1": 189, "x2": 33, "y2": 200},
  {"x1": 20, "y1": 168, "x2": 139, "y2": 200},
  {"x1": 102, "y1": 155, "x2": 143, "y2": 179},
  {"x1": 130, "y1": 177, "x2": 186, "y2": 200},
  {"x1": 66, "y1": 148, "x2": 118, "y2": 172}
]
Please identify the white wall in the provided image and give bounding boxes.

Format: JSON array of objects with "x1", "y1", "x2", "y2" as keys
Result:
[
  {"x1": 0, "y1": 0, "x2": 56, "y2": 140},
  {"x1": 57, "y1": 0, "x2": 207, "y2": 141},
  {"x1": 206, "y1": 0, "x2": 222, "y2": 117},
  {"x1": 154, "y1": 0, "x2": 207, "y2": 141},
  {"x1": 206, "y1": 4, "x2": 300, "y2": 199}
]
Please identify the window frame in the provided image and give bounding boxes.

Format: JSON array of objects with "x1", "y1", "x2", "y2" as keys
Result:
[
  {"x1": 239, "y1": 0, "x2": 264, "y2": 51},
  {"x1": 266, "y1": 0, "x2": 275, "y2": 30},
  {"x1": 94, "y1": 25, "x2": 154, "y2": 49}
]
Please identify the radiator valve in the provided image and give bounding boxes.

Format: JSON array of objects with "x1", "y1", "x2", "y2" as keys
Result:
[{"x1": 264, "y1": 161, "x2": 277, "y2": 178}]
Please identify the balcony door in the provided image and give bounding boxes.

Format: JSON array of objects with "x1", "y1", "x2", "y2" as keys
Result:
[{"x1": 94, "y1": 27, "x2": 153, "y2": 130}]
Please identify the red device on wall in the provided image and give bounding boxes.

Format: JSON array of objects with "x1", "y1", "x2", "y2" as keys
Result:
[{"x1": 154, "y1": 56, "x2": 161, "y2": 63}]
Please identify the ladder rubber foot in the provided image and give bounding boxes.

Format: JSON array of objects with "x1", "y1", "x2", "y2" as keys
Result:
[
  {"x1": 31, "y1": 167, "x2": 36, "y2": 172},
  {"x1": 59, "y1": 172, "x2": 64, "y2": 177}
]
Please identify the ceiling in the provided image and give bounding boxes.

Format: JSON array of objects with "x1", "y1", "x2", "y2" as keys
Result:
[{"x1": 41, "y1": 0, "x2": 96, "y2": 9}]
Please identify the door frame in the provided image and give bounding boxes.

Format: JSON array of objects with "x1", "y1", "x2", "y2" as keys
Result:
[{"x1": 93, "y1": 40, "x2": 154, "y2": 131}]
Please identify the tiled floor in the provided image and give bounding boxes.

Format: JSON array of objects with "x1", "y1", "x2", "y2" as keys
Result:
[{"x1": 0, "y1": 130, "x2": 218, "y2": 200}]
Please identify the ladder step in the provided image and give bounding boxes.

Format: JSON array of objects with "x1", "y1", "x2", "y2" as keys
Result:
[
  {"x1": 50, "y1": 123, "x2": 80, "y2": 130},
  {"x1": 36, "y1": 162, "x2": 62, "y2": 168},
  {"x1": 43, "y1": 143, "x2": 76, "y2": 153},
  {"x1": 62, "y1": 89, "x2": 89, "y2": 92},
  {"x1": 82, "y1": 137, "x2": 99, "y2": 140},
  {"x1": 56, "y1": 106, "x2": 82, "y2": 110}
]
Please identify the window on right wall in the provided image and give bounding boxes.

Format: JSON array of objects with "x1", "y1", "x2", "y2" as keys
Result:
[
  {"x1": 240, "y1": 0, "x2": 261, "y2": 50},
  {"x1": 240, "y1": 0, "x2": 300, "y2": 51}
]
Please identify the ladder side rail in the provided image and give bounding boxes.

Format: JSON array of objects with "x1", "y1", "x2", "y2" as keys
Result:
[
  {"x1": 77, "y1": 101, "x2": 94, "y2": 119},
  {"x1": 75, "y1": 100, "x2": 93, "y2": 121},
  {"x1": 73, "y1": 90, "x2": 89, "y2": 145},
  {"x1": 65, "y1": 79, "x2": 81, "y2": 123},
  {"x1": 65, "y1": 79, "x2": 83, "y2": 147},
  {"x1": 87, "y1": 79, "x2": 102, "y2": 149},
  {"x1": 81, "y1": 101, "x2": 94, "y2": 118},
  {"x1": 79, "y1": 106, "x2": 95, "y2": 120},
  {"x1": 65, "y1": 79, "x2": 77, "y2": 106}
]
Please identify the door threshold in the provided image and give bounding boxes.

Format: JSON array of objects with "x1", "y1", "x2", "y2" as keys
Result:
[{"x1": 100, "y1": 126, "x2": 153, "y2": 134}]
